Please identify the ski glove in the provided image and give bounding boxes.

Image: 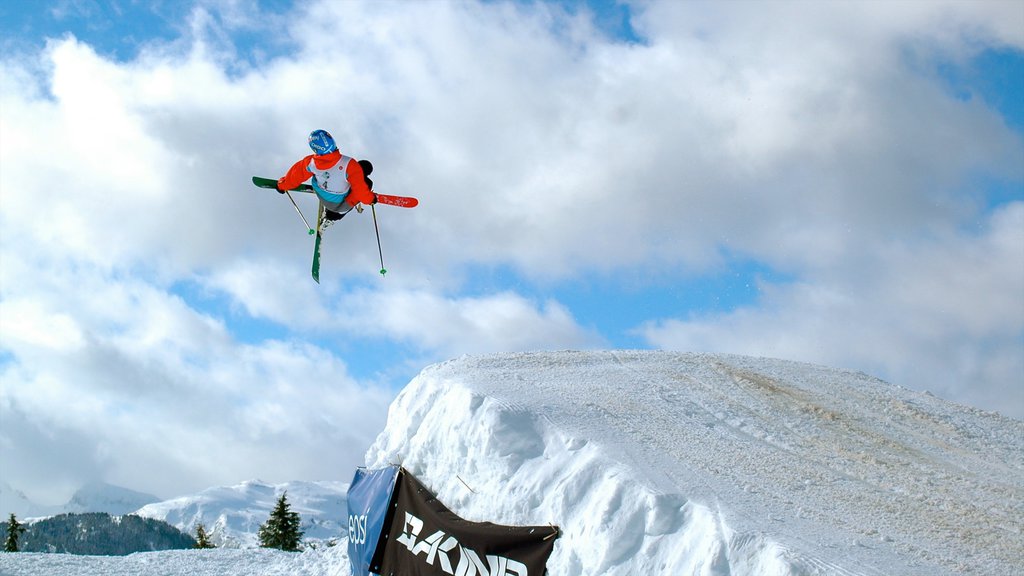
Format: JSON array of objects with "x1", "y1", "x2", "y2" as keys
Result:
[{"x1": 275, "y1": 182, "x2": 287, "y2": 194}]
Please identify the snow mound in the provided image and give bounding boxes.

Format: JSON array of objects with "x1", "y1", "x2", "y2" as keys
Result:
[
  {"x1": 366, "y1": 350, "x2": 1023, "y2": 576},
  {"x1": 134, "y1": 479, "x2": 348, "y2": 548}
]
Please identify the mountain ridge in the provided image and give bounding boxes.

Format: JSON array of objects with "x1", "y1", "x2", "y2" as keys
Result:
[{"x1": 134, "y1": 479, "x2": 348, "y2": 548}]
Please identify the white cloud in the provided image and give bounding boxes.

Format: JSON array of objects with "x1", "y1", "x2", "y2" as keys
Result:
[
  {"x1": 1, "y1": 0, "x2": 1022, "y2": 501},
  {"x1": 1, "y1": 299, "x2": 85, "y2": 352},
  {"x1": 0, "y1": 260, "x2": 393, "y2": 502},
  {"x1": 639, "y1": 203, "x2": 1024, "y2": 418},
  {"x1": 344, "y1": 289, "x2": 605, "y2": 357},
  {"x1": 204, "y1": 262, "x2": 604, "y2": 356},
  {"x1": 7, "y1": 0, "x2": 1018, "y2": 279}
]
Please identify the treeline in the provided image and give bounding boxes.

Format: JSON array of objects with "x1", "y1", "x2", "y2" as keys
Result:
[
  {"x1": 1, "y1": 512, "x2": 196, "y2": 555},
  {"x1": 3, "y1": 492, "x2": 307, "y2": 555}
]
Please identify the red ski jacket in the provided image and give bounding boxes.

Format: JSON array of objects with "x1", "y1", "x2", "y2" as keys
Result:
[{"x1": 277, "y1": 150, "x2": 375, "y2": 207}]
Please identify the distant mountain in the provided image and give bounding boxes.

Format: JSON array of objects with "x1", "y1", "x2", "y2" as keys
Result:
[
  {"x1": 1, "y1": 512, "x2": 195, "y2": 555},
  {"x1": 62, "y1": 482, "x2": 160, "y2": 515},
  {"x1": 0, "y1": 481, "x2": 61, "y2": 519},
  {"x1": 0, "y1": 481, "x2": 160, "y2": 519},
  {"x1": 135, "y1": 479, "x2": 348, "y2": 548},
  {"x1": 3, "y1": 479, "x2": 348, "y2": 548}
]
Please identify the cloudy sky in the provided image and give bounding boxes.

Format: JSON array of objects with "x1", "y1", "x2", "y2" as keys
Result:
[{"x1": 1, "y1": 0, "x2": 1022, "y2": 505}]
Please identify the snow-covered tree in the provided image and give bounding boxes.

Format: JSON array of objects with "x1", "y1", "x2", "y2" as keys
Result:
[
  {"x1": 4, "y1": 513, "x2": 26, "y2": 552},
  {"x1": 194, "y1": 523, "x2": 215, "y2": 549},
  {"x1": 258, "y1": 492, "x2": 303, "y2": 552}
]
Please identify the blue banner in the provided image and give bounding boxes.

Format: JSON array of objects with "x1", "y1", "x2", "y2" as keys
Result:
[{"x1": 347, "y1": 466, "x2": 400, "y2": 576}]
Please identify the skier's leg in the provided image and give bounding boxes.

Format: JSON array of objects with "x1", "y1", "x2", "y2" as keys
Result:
[{"x1": 323, "y1": 199, "x2": 354, "y2": 222}]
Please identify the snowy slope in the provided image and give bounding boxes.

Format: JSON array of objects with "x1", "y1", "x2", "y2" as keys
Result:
[
  {"x1": 366, "y1": 351, "x2": 1023, "y2": 576},
  {"x1": 2, "y1": 351, "x2": 1021, "y2": 576},
  {"x1": 134, "y1": 480, "x2": 348, "y2": 548}
]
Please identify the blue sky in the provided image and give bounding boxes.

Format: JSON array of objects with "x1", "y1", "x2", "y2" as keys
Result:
[{"x1": 1, "y1": 0, "x2": 1022, "y2": 504}]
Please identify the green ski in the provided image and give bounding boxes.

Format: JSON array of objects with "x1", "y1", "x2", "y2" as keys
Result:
[{"x1": 311, "y1": 203, "x2": 325, "y2": 283}]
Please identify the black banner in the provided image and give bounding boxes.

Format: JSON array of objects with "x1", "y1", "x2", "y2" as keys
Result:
[{"x1": 371, "y1": 469, "x2": 559, "y2": 576}]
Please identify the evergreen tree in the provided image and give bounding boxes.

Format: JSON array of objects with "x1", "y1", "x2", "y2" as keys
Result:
[
  {"x1": 258, "y1": 492, "x2": 303, "y2": 552},
  {"x1": 194, "y1": 523, "x2": 215, "y2": 549},
  {"x1": 4, "y1": 513, "x2": 26, "y2": 552}
]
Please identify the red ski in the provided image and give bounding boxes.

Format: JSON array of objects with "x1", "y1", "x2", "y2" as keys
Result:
[
  {"x1": 251, "y1": 177, "x2": 418, "y2": 207},
  {"x1": 373, "y1": 193, "x2": 417, "y2": 208}
]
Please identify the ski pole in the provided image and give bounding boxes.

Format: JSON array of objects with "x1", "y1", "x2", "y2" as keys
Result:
[
  {"x1": 284, "y1": 190, "x2": 315, "y2": 235},
  {"x1": 371, "y1": 204, "x2": 386, "y2": 276}
]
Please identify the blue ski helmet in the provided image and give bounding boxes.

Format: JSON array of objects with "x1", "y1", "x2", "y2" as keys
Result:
[{"x1": 308, "y1": 129, "x2": 337, "y2": 155}]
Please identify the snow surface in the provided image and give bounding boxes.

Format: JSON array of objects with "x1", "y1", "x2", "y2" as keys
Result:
[
  {"x1": 0, "y1": 547, "x2": 351, "y2": 576},
  {"x1": 2, "y1": 351, "x2": 1021, "y2": 576}
]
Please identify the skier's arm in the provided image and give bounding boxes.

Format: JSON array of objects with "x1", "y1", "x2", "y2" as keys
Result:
[
  {"x1": 344, "y1": 160, "x2": 376, "y2": 206},
  {"x1": 277, "y1": 155, "x2": 315, "y2": 191}
]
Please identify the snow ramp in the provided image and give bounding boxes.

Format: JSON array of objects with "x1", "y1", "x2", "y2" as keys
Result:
[{"x1": 365, "y1": 350, "x2": 1023, "y2": 576}]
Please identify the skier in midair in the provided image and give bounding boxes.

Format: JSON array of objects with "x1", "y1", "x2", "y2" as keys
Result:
[{"x1": 276, "y1": 129, "x2": 377, "y2": 223}]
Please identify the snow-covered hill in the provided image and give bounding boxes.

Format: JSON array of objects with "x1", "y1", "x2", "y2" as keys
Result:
[
  {"x1": 369, "y1": 351, "x2": 1022, "y2": 576},
  {"x1": 134, "y1": 479, "x2": 348, "y2": 548},
  {"x1": 2, "y1": 351, "x2": 1021, "y2": 576}
]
